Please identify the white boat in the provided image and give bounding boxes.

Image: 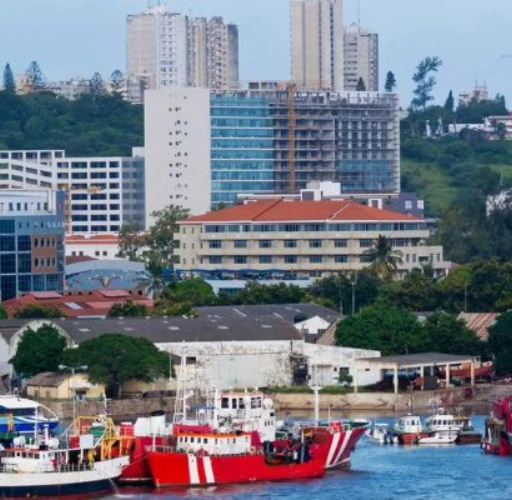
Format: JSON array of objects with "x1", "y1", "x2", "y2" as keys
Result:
[
  {"x1": 365, "y1": 423, "x2": 397, "y2": 444},
  {"x1": 0, "y1": 395, "x2": 59, "y2": 434},
  {"x1": 418, "y1": 432, "x2": 458, "y2": 445},
  {"x1": 393, "y1": 415, "x2": 428, "y2": 444},
  {"x1": 0, "y1": 418, "x2": 131, "y2": 499}
]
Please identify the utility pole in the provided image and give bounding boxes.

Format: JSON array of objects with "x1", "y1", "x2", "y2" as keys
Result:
[{"x1": 59, "y1": 364, "x2": 88, "y2": 426}]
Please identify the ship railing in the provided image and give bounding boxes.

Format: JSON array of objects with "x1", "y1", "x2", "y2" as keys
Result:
[{"x1": 0, "y1": 462, "x2": 95, "y2": 474}]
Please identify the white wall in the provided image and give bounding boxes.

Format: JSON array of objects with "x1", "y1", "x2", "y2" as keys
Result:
[
  {"x1": 300, "y1": 343, "x2": 381, "y2": 387},
  {"x1": 157, "y1": 340, "x2": 297, "y2": 389},
  {"x1": 144, "y1": 88, "x2": 211, "y2": 226}
]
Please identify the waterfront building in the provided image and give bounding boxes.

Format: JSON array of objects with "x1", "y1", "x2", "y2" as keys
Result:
[
  {"x1": 344, "y1": 23, "x2": 379, "y2": 92},
  {"x1": 126, "y1": 5, "x2": 239, "y2": 104},
  {"x1": 1, "y1": 310, "x2": 381, "y2": 389},
  {"x1": 0, "y1": 149, "x2": 145, "y2": 234},
  {"x1": 0, "y1": 190, "x2": 65, "y2": 300},
  {"x1": 176, "y1": 196, "x2": 450, "y2": 279},
  {"x1": 144, "y1": 87, "x2": 400, "y2": 221},
  {"x1": 291, "y1": 0, "x2": 344, "y2": 91}
]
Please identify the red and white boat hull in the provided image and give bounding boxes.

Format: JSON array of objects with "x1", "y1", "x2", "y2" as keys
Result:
[{"x1": 147, "y1": 452, "x2": 326, "y2": 488}]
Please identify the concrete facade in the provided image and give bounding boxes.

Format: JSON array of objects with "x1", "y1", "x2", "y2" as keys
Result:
[
  {"x1": 177, "y1": 199, "x2": 451, "y2": 278},
  {"x1": 0, "y1": 149, "x2": 145, "y2": 234},
  {"x1": 344, "y1": 23, "x2": 379, "y2": 92},
  {"x1": 144, "y1": 87, "x2": 212, "y2": 222},
  {"x1": 127, "y1": 6, "x2": 239, "y2": 104},
  {"x1": 291, "y1": 0, "x2": 344, "y2": 91}
]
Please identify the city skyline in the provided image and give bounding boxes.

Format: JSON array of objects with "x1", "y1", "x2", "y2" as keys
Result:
[{"x1": 0, "y1": 0, "x2": 511, "y2": 105}]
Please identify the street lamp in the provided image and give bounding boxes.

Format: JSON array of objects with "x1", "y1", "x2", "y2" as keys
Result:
[{"x1": 59, "y1": 364, "x2": 88, "y2": 425}]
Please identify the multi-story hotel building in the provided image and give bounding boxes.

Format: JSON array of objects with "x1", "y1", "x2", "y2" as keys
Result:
[
  {"x1": 344, "y1": 23, "x2": 379, "y2": 92},
  {"x1": 176, "y1": 196, "x2": 450, "y2": 279},
  {"x1": 0, "y1": 149, "x2": 145, "y2": 233},
  {"x1": 126, "y1": 5, "x2": 239, "y2": 104},
  {"x1": 291, "y1": 0, "x2": 344, "y2": 91},
  {"x1": 0, "y1": 190, "x2": 65, "y2": 300},
  {"x1": 144, "y1": 86, "x2": 400, "y2": 221}
]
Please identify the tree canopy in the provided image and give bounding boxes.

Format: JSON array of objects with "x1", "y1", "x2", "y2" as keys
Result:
[
  {"x1": 363, "y1": 235, "x2": 403, "y2": 280},
  {"x1": 411, "y1": 56, "x2": 443, "y2": 111},
  {"x1": 356, "y1": 77, "x2": 366, "y2": 91},
  {"x1": 0, "y1": 90, "x2": 143, "y2": 156},
  {"x1": 108, "y1": 300, "x2": 150, "y2": 318},
  {"x1": 13, "y1": 304, "x2": 64, "y2": 319},
  {"x1": 384, "y1": 71, "x2": 396, "y2": 92},
  {"x1": 335, "y1": 305, "x2": 484, "y2": 357},
  {"x1": 10, "y1": 325, "x2": 67, "y2": 377},
  {"x1": 3, "y1": 64, "x2": 15, "y2": 93},
  {"x1": 488, "y1": 311, "x2": 512, "y2": 375},
  {"x1": 63, "y1": 334, "x2": 170, "y2": 397}
]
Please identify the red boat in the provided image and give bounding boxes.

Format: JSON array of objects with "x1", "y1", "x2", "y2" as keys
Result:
[
  {"x1": 146, "y1": 429, "x2": 326, "y2": 487},
  {"x1": 119, "y1": 391, "x2": 368, "y2": 483},
  {"x1": 482, "y1": 397, "x2": 512, "y2": 456}
]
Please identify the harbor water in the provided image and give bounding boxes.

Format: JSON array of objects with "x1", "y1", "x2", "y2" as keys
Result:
[{"x1": 102, "y1": 415, "x2": 509, "y2": 500}]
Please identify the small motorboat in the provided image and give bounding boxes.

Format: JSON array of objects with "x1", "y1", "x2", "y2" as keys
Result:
[
  {"x1": 365, "y1": 423, "x2": 397, "y2": 445},
  {"x1": 418, "y1": 432, "x2": 458, "y2": 445},
  {"x1": 393, "y1": 415, "x2": 428, "y2": 445}
]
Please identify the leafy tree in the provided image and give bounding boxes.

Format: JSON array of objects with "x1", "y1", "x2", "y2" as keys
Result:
[
  {"x1": 144, "y1": 205, "x2": 190, "y2": 275},
  {"x1": 117, "y1": 224, "x2": 146, "y2": 261},
  {"x1": 63, "y1": 334, "x2": 170, "y2": 397},
  {"x1": 335, "y1": 304, "x2": 424, "y2": 355},
  {"x1": 14, "y1": 304, "x2": 64, "y2": 319},
  {"x1": 3, "y1": 63, "x2": 15, "y2": 93},
  {"x1": 456, "y1": 94, "x2": 508, "y2": 123},
  {"x1": 90, "y1": 72, "x2": 106, "y2": 97},
  {"x1": 25, "y1": 61, "x2": 47, "y2": 93},
  {"x1": 218, "y1": 281, "x2": 306, "y2": 306},
  {"x1": 0, "y1": 304, "x2": 7, "y2": 320},
  {"x1": 387, "y1": 269, "x2": 440, "y2": 311},
  {"x1": 363, "y1": 235, "x2": 403, "y2": 280},
  {"x1": 110, "y1": 70, "x2": 125, "y2": 95},
  {"x1": 165, "y1": 279, "x2": 217, "y2": 307},
  {"x1": 488, "y1": 311, "x2": 512, "y2": 375},
  {"x1": 356, "y1": 77, "x2": 366, "y2": 91},
  {"x1": 143, "y1": 273, "x2": 167, "y2": 300},
  {"x1": 10, "y1": 325, "x2": 67, "y2": 377},
  {"x1": 384, "y1": 71, "x2": 396, "y2": 92},
  {"x1": 411, "y1": 56, "x2": 443, "y2": 111},
  {"x1": 422, "y1": 312, "x2": 484, "y2": 356},
  {"x1": 444, "y1": 90, "x2": 454, "y2": 114},
  {"x1": 108, "y1": 300, "x2": 149, "y2": 317}
]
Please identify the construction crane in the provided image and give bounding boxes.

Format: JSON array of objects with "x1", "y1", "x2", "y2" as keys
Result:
[
  {"x1": 58, "y1": 184, "x2": 104, "y2": 234},
  {"x1": 287, "y1": 82, "x2": 297, "y2": 194}
]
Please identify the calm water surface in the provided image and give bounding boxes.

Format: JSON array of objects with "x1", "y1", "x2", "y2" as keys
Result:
[{"x1": 104, "y1": 415, "x2": 510, "y2": 500}]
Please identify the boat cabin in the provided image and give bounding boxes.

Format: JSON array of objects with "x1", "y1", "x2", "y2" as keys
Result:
[
  {"x1": 175, "y1": 431, "x2": 252, "y2": 456},
  {"x1": 395, "y1": 416, "x2": 422, "y2": 433}
]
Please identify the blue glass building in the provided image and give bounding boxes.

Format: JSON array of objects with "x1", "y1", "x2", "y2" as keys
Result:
[
  {"x1": 210, "y1": 89, "x2": 400, "y2": 207},
  {"x1": 0, "y1": 191, "x2": 65, "y2": 300}
]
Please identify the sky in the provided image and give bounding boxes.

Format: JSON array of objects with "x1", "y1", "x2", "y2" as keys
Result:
[{"x1": 0, "y1": 0, "x2": 511, "y2": 106}]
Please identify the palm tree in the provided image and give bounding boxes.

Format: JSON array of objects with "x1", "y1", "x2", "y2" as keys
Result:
[{"x1": 363, "y1": 235, "x2": 403, "y2": 280}]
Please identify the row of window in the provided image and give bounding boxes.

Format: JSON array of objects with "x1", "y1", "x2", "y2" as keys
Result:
[
  {"x1": 34, "y1": 257, "x2": 57, "y2": 268},
  {"x1": 204, "y1": 239, "x2": 351, "y2": 249},
  {"x1": 200, "y1": 222, "x2": 425, "y2": 233},
  {"x1": 0, "y1": 219, "x2": 65, "y2": 234}
]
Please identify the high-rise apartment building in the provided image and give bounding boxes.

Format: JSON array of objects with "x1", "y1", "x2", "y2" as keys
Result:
[
  {"x1": 145, "y1": 87, "x2": 400, "y2": 218},
  {"x1": 291, "y1": 0, "x2": 344, "y2": 91},
  {"x1": 126, "y1": 6, "x2": 239, "y2": 104},
  {"x1": 344, "y1": 23, "x2": 379, "y2": 92}
]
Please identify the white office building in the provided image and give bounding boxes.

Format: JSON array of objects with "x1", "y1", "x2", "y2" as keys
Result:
[
  {"x1": 291, "y1": 0, "x2": 344, "y2": 91},
  {"x1": 0, "y1": 149, "x2": 145, "y2": 234}
]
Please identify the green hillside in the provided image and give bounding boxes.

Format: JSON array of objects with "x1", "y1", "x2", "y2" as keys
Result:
[{"x1": 401, "y1": 137, "x2": 512, "y2": 217}]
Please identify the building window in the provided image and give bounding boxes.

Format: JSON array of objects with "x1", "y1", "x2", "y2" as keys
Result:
[
  {"x1": 284, "y1": 240, "x2": 297, "y2": 248},
  {"x1": 334, "y1": 239, "x2": 348, "y2": 248},
  {"x1": 309, "y1": 239, "x2": 322, "y2": 248},
  {"x1": 209, "y1": 256, "x2": 222, "y2": 264},
  {"x1": 234, "y1": 256, "x2": 247, "y2": 264},
  {"x1": 234, "y1": 240, "x2": 247, "y2": 249},
  {"x1": 0, "y1": 236, "x2": 15, "y2": 252},
  {"x1": 309, "y1": 255, "x2": 323, "y2": 264},
  {"x1": 1, "y1": 254, "x2": 16, "y2": 273},
  {"x1": 334, "y1": 255, "x2": 348, "y2": 263},
  {"x1": 259, "y1": 240, "x2": 272, "y2": 249},
  {"x1": 209, "y1": 240, "x2": 222, "y2": 249},
  {"x1": 284, "y1": 255, "x2": 297, "y2": 264},
  {"x1": 259, "y1": 256, "x2": 272, "y2": 264},
  {"x1": 359, "y1": 239, "x2": 373, "y2": 248}
]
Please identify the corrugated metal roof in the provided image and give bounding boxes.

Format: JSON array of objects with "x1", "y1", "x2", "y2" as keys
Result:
[{"x1": 457, "y1": 312, "x2": 498, "y2": 341}]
